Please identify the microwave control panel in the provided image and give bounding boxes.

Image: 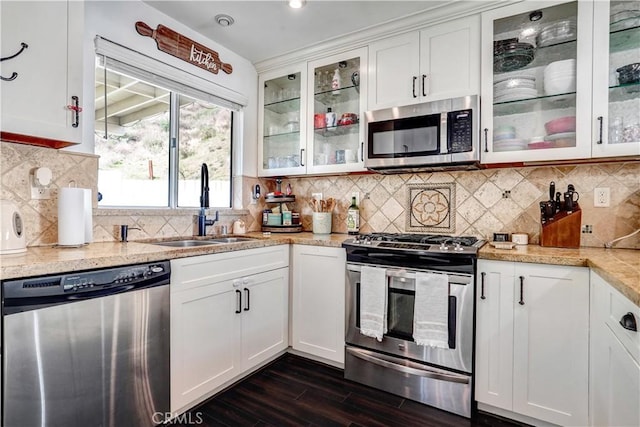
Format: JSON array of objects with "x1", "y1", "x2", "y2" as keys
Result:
[{"x1": 447, "y1": 109, "x2": 473, "y2": 153}]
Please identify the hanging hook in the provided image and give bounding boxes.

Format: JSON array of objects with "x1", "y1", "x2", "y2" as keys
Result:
[{"x1": 1, "y1": 42, "x2": 28, "y2": 81}]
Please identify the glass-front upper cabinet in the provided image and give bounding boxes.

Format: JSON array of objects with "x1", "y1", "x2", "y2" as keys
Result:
[
  {"x1": 480, "y1": 1, "x2": 594, "y2": 164},
  {"x1": 592, "y1": 0, "x2": 640, "y2": 158},
  {"x1": 258, "y1": 65, "x2": 307, "y2": 177},
  {"x1": 305, "y1": 48, "x2": 367, "y2": 174}
]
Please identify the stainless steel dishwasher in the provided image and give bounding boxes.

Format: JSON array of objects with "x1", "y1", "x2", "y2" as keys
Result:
[{"x1": 2, "y1": 260, "x2": 170, "y2": 427}]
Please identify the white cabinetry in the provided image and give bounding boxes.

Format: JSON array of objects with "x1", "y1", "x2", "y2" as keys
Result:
[
  {"x1": 291, "y1": 244, "x2": 346, "y2": 364},
  {"x1": 258, "y1": 48, "x2": 367, "y2": 176},
  {"x1": 368, "y1": 15, "x2": 480, "y2": 110},
  {"x1": 590, "y1": 271, "x2": 640, "y2": 427},
  {"x1": 481, "y1": 1, "x2": 639, "y2": 164},
  {"x1": 476, "y1": 259, "x2": 589, "y2": 426},
  {"x1": 170, "y1": 246, "x2": 289, "y2": 413},
  {"x1": 0, "y1": 0, "x2": 83, "y2": 147}
]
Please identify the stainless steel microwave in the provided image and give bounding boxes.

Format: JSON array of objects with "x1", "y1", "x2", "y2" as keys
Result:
[{"x1": 364, "y1": 95, "x2": 479, "y2": 173}]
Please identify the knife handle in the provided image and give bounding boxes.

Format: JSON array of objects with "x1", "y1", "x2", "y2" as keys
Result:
[{"x1": 549, "y1": 181, "x2": 555, "y2": 201}]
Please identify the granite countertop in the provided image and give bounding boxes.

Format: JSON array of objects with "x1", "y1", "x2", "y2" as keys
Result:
[
  {"x1": 479, "y1": 244, "x2": 640, "y2": 306},
  {"x1": 1, "y1": 232, "x2": 637, "y2": 306}
]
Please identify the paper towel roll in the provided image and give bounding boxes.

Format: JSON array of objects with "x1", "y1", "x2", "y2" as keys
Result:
[
  {"x1": 84, "y1": 189, "x2": 93, "y2": 243},
  {"x1": 58, "y1": 187, "x2": 85, "y2": 246}
]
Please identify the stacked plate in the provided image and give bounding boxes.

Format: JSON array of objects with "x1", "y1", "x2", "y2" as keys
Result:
[
  {"x1": 493, "y1": 125, "x2": 527, "y2": 152},
  {"x1": 494, "y1": 39, "x2": 535, "y2": 73},
  {"x1": 544, "y1": 59, "x2": 576, "y2": 95},
  {"x1": 537, "y1": 19, "x2": 577, "y2": 47},
  {"x1": 610, "y1": 9, "x2": 640, "y2": 32},
  {"x1": 494, "y1": 75, "x2": 537, "y2": 102}
]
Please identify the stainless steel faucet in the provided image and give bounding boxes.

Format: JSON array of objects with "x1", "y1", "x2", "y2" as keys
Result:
[{"x1": 198, "y1": 163, "x2": 218, "y2": 236}]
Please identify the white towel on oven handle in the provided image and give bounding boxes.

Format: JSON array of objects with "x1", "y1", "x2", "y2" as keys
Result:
[
  {"x1": 359, "y1": 266, "x2": 387, "y2": 342},
  {"x1": 413, "y1": 272, "x2": 449, "y2": 348}
]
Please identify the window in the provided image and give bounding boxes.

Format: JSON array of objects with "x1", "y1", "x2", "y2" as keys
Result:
[{"x1": 94, "y1": 54, "x2": 234, "y2": 208}]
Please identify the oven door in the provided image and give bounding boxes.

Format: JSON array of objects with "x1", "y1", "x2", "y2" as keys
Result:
[{"x1": 345, "y1": 263, "x2": 473, "y2": 373}]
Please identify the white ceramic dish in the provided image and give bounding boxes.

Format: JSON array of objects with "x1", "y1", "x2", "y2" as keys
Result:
[
  {"x1": 489, "y1": 241, "x2": 516, "y2": 250},
  {"x1": 545, "y1": 131, "x2": 576, "y2": 140}
]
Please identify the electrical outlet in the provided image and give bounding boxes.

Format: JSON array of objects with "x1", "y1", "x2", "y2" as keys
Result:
[
  {"x1": 581, "y1": 225, "x2": 593, "y2": 234},
  {"x1": 311, "y1": 192, "x2": 323, "y2": 201},
  {"x1": 594, "y1": 187, "x2": 610, "y2": 207},
  {"x1": 351, "y1": 192, "x2": 360, "y2": 206}
]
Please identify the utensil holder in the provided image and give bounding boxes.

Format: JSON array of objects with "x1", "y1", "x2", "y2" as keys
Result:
[{"x1": 312, "y1": 212, "x2": 332, "y2": 234}]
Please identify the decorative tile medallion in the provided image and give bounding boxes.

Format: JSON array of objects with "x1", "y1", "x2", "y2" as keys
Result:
[{"x1": 406, "y1": 183, "x2": 455, "y2": 233}]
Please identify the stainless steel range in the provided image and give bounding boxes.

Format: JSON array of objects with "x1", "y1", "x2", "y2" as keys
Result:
[{"x1": 343, "y1": 233, "x2": 484, "y2": 418}]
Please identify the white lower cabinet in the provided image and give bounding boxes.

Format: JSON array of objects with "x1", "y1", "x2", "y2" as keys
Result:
[
  {"x1": 590, "y1": 271, "x2": 640, "y2": 427},
  {"x1": 476, "y1": 260, "x2": 589, "y2": 426},
  {"x1": 170, "y1": 246, "x2": 289, "y2": 413},
  {"x1": 291, "y1": 244, "x2": 346, "y2": 364}
]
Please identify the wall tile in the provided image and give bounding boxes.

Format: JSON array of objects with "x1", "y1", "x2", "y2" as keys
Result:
[{"x1": 2, "y1": 142, "x2": 638, "y2": 249}]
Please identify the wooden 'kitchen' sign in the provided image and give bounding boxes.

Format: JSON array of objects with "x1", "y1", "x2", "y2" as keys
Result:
[{"x1": 135, "y1": 21, "x2": 233, "y2": 75}]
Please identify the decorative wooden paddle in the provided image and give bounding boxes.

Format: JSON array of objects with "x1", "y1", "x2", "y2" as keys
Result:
[{"x1": 135, "y1": 21, "x2": 233, "y2": 75}]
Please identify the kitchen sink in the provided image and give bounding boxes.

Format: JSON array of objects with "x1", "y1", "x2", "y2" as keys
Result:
[
  {"x1": 150, "y1": 236, "x2": 257, "y2": 247},
  {"x1": 209, "y1": 237, "x2": 256, "y2": 243},
  {"x1": 150, "y1": 240, "x2": 223, "y2": 248}
]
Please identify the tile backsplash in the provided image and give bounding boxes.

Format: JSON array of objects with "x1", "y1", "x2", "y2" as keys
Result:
[{"x1": 2, "y1": 142, "x2": 638, "y2": 249}]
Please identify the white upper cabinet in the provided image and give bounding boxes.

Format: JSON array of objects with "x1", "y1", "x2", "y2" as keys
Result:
[
  {"x1": 258, "y1": 48, "x2": 367, "y2": 176},
  {"x1": 481, "y1": 0, "x2": 640, "y2": 164},
  {"x1": 591, "y1": 0, "x2": 640, "y2": 158},
  {"x1": 0, "y1": 0, "x2": 83, "y2": 147},
  {"x1": 481, "y1": 1, "x2": 594, "y2": 164},
  {"x1": 368, "y1": 15, "x2": 480, "y2": 110},
  {"x1": 258, "y1": 64, "x2": 308, "y2": 177}
]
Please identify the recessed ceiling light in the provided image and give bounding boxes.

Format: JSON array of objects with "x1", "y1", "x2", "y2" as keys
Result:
[
  {"x1": 288, "y1": 0, "x2": 306, "y2": 9},
  {"x1": 215, "y1": 14, "x2": 235, "y2": 27}
]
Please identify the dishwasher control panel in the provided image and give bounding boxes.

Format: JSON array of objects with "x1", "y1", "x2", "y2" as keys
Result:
[
  {"x1": 62, "y1": 263, "x2": 168, "y2": 292},
  {"x1": 2, "y1": 260, "x2": 171, "y2": 301}
]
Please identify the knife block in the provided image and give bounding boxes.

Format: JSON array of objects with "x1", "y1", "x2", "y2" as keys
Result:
[{"x1": 540, "y1": 205, "x2": 582, "y2": 248}]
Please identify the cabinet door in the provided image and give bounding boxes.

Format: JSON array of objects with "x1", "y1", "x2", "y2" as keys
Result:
[
  {"x1": 480, "y1": 1, "x2": 594, "y2": 164},
  {"x1": 292, "y1": 245, "x2": 346, "y2": 363},
  {"x1": 475, "y1": 260, "x2": 515, "y2": 411},
  {"x1": 367, "y1": 32, "x2": 420, "y2": 110},
  {"x1": 258, "y1": 64, "x2": 308, "y2": 177},
  {"x1": 512, "y1": 263, "x2": 589, "y2": 426},
  {"x1": 170, "y1": 281, "x2": 241, "y2": 413},
  {"x1": 0, "y1": 0, "x2": 83, "y2": 145},
  {"x1": 419, "y1": 15, "x2": 480, "y2": 102},
  {"x1": 591, "y1": 0, "x2": 640, "y2": 158},
  {"x1": 240, "y1": 268, "x2": 289, "y2": 370},
  {"x1": 306, "y1": 48, "x2": 367, "y2": 174}
]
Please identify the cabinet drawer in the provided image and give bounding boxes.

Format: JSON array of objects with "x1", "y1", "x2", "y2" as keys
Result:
[
  {"x1": 171, "y1": 245, "x2": 289, "y2": 292},
  {"x1": 592, "y1": 271, "x2": 640, "y2": 364}
]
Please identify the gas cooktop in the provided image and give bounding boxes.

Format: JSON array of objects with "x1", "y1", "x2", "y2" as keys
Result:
[{"x1": 342, "y1": 232, "x2": 485, "y2": 255}]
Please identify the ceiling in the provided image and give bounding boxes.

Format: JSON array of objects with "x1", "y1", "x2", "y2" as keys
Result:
[{"x1": 142, "y1": 1, "x2": 448, "y2": 64}]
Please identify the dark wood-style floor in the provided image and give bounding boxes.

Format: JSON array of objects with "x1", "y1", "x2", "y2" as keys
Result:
[{"x1": 174, "y1": 354, "x2": 524, "y2": 427}]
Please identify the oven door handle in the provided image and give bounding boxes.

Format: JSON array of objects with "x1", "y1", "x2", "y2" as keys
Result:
[{"x1": 346, "y1": 347, "x2": 469, "y2": 384}]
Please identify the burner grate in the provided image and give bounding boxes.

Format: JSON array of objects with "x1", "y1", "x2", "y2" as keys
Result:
[{"x1": 360, "y1": 233, "x2": 479, "y2": 247}]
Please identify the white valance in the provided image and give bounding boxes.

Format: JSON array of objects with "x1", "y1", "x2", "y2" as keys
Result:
[{"x1": 95, "y1": 36, "x2": 247, "y2": 111}]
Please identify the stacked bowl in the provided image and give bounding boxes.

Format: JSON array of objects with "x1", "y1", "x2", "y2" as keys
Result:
[
  {"x1": 494, "y1": 39, "x2": 535, "y2": 73},
  {"x1": 544, "y1": 59, "x2": 576, "y2": 95},
  {"x1": 544, "y1": 116, "x2": 576, "y2": 148},
  {"x1": 494, "y1": 75, "x2": 537, "y2": 102},
  {"x1": 537, "y1": 19, "x2": 577, "y2": 47},
  {"x1": 493, "y1": 125, "x2": 527, "y2": 152}
]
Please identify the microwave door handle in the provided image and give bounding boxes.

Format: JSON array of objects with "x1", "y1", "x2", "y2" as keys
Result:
[{"x1": 346, "y1": 347, "x2": 469, "y2": 384}]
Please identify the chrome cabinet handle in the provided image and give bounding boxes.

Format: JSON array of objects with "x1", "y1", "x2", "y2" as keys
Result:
[
  {"x1": 480, "y1": 272, "x2": 486, "y2": 300},
  {"x1": 620, "y1": 312, "x2": 637, "y2": 332},
  {"x1": 518, "y1": 276, "x2": 525, "y2": 305},
  {"x1": 596, "y1": 116, "x2": 603, "y2": 144},
  {"x1": 300, "y1": 148, "x2": 305, "y2": 167},
  {"x1": 422, "y1": 74, "x2": 427, "y2": 97},
  {"x1": 412, "y1": 76, "x2": 417, "y2": 98},
  {"x1": 235, "y1": 289, "x2": 242, "y2": 314}
]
